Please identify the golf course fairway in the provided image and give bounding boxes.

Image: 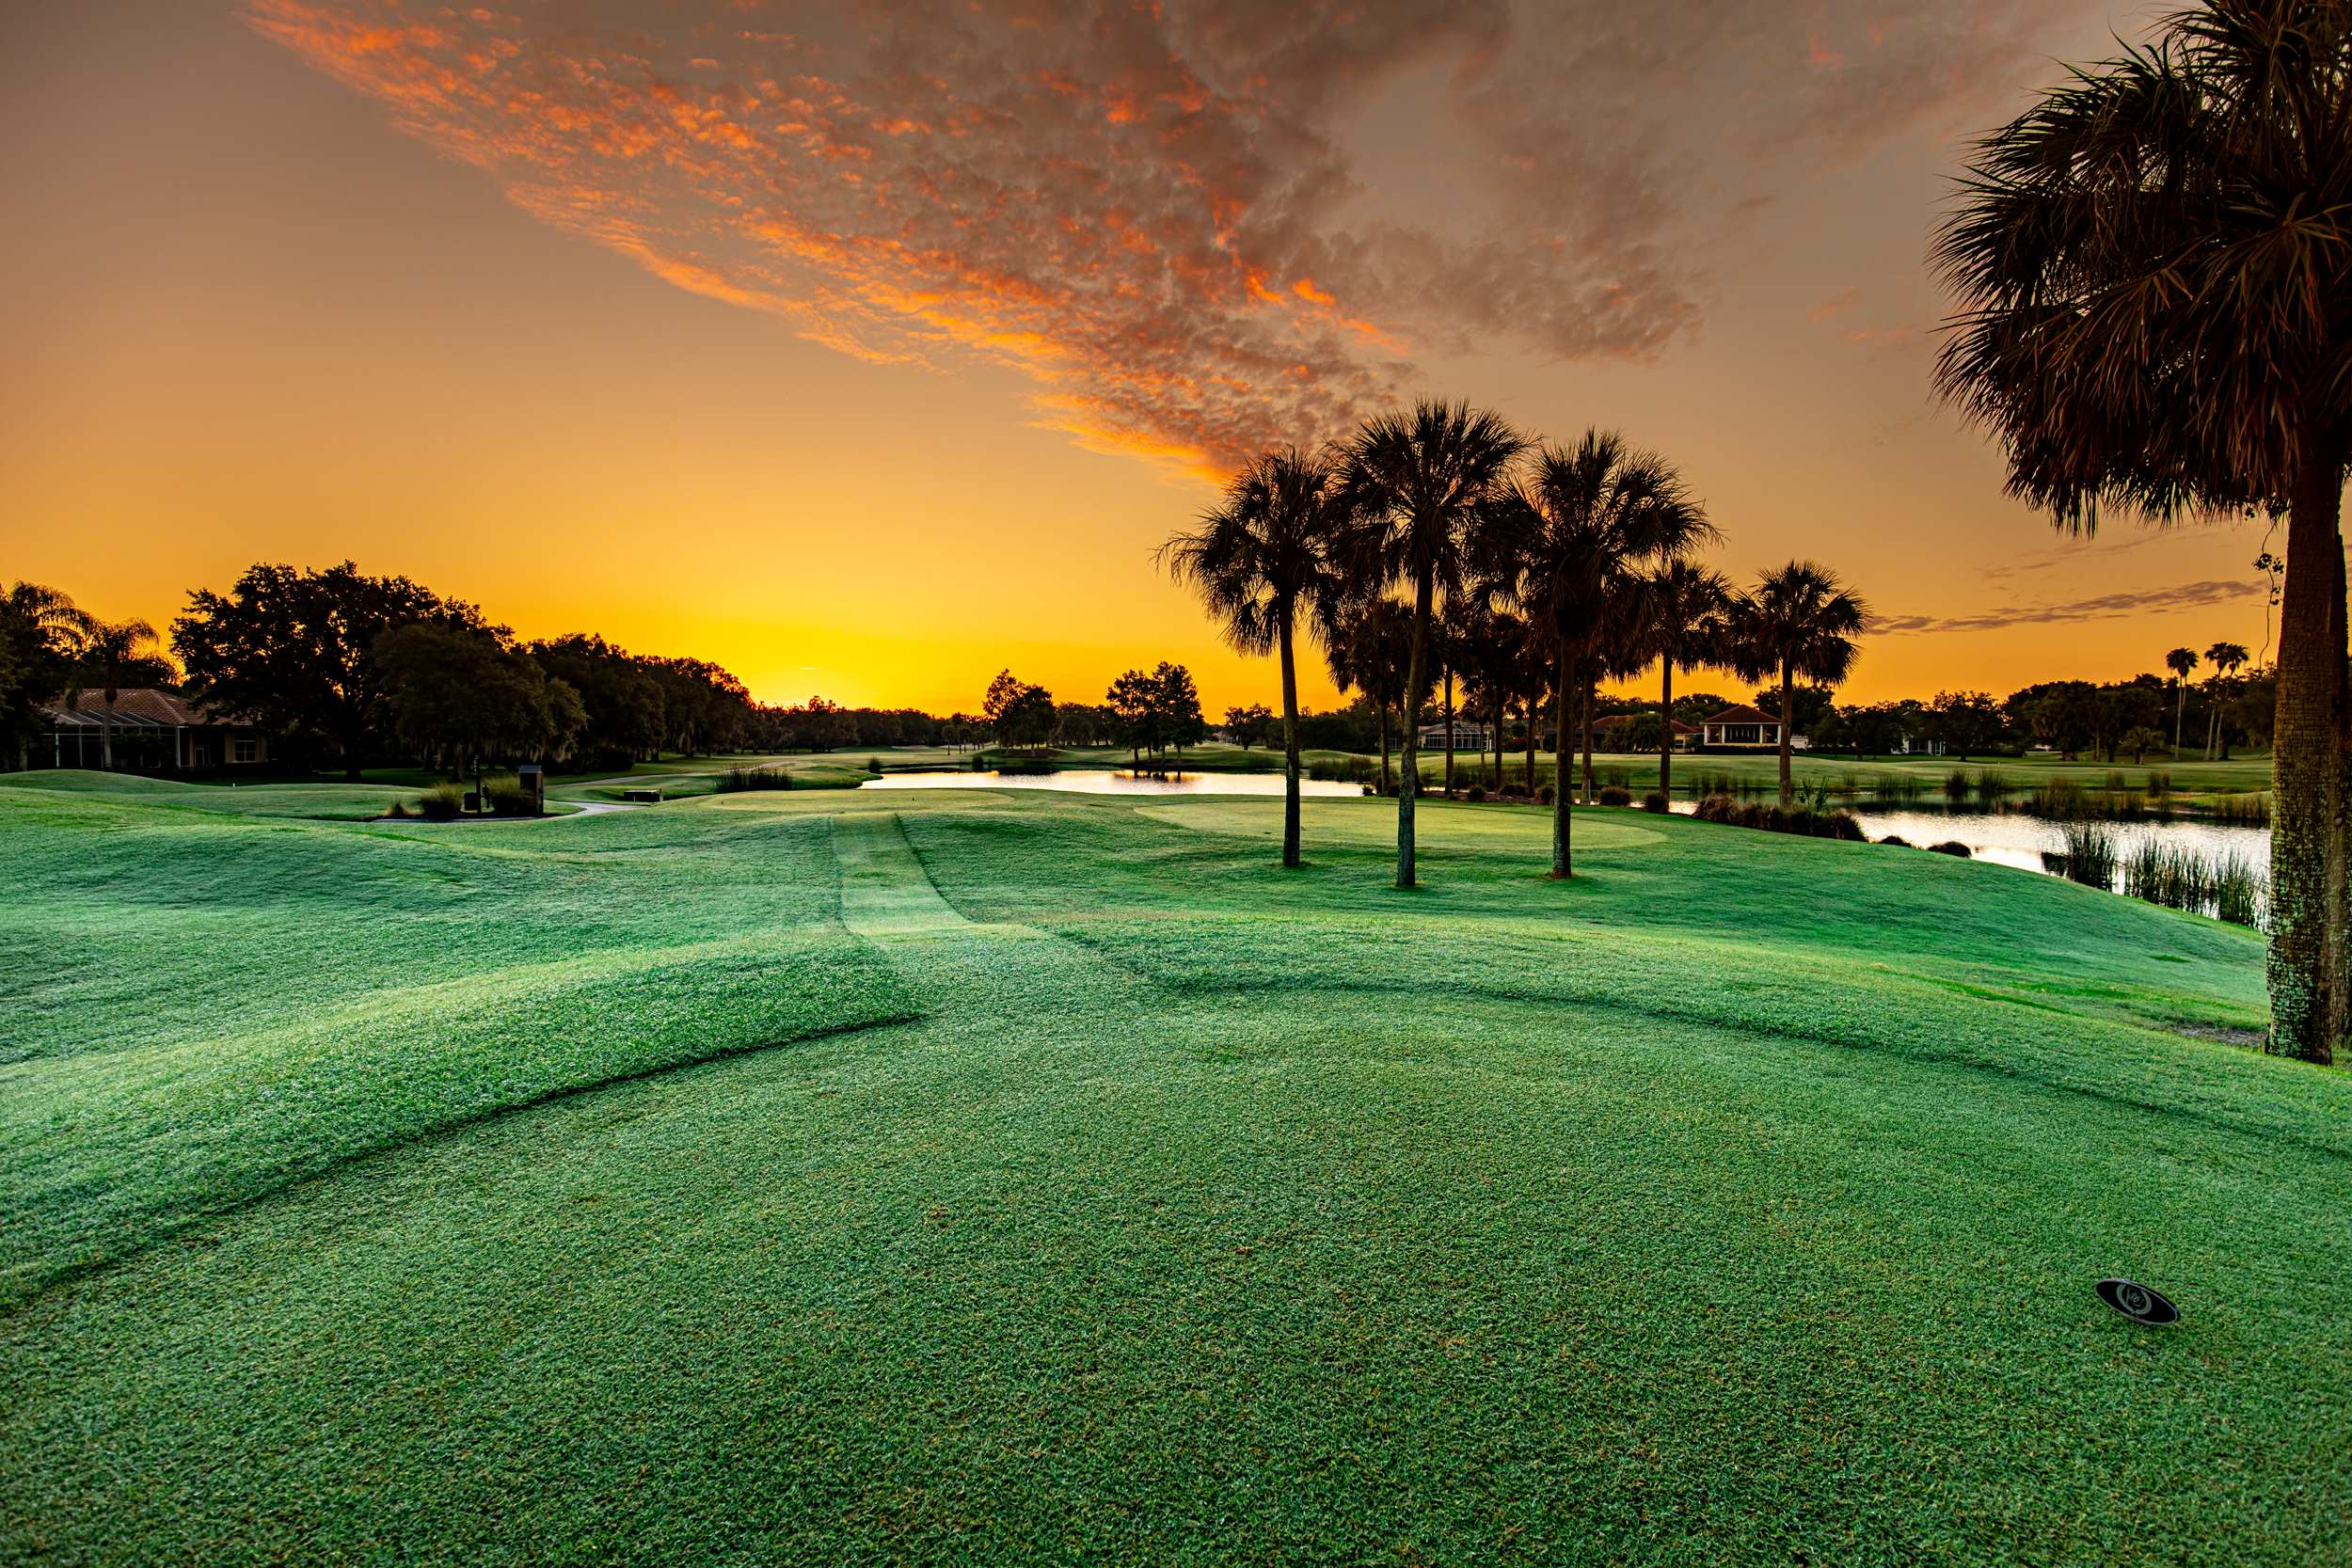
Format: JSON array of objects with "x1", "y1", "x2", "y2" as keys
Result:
[{"x1": 2, "y1": 775, "x2": 2344, "y2": 1564}]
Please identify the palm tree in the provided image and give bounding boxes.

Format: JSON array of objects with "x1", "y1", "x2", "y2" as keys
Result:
[
  {"x1": 2165, "y1": 646, "x2": 2199, "y2": 754},
  {"x1": 1162, "y1": 448, "x2": 1349, "y2": 867},
  {"x1": 66, "y1": 618, "x2": 159, "y2": 771},
  {"x1": 2203, "y1": 640, "x2": 2251, "y2": 760},
  {"x1": 1491, "y1": 431, "x2": 1712, "y2": 877},
  {"x1": 3, "y1": 583, "x2": 93, "y2": 770},
  {"x1": 1338, "y1": 399, "x2": 1528, "y2": 887},
  {"x1": 1931, "y1": 5, "x2": 2351, "y2": 1061},
  {"x1": 1641, "y1": 561, "x2": 1735, "y2": 799},
  {"x1": 1724, "y1": 562, "x2": 1870, "y2": 804}
]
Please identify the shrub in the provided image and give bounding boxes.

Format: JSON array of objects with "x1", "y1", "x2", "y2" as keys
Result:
[
  {"x1": 382, "y1": 800, "x2": 412, "y2": 819},
  {"x1": 1877, "y1": 833, "x2": 1911, "y2": 847},
  {"x1": 1537, "y1": 784, "x2": 1554, "y2": 805},
  {"x1": 1929, "y1": 840, "x2": 1972, "y2": 857},
  {"x1": 718, "y1": 766, "x2": 793, "y2": 792},
  {"x1": 1642, "y1": 791, "x2": 1669, "y2": 813},
  {"x1": 865, "y1": 756, "x2": 885, "y2": 775},
  {"x1": 1465, "y1": 784, "x2": 1486, "y2": 803},
  {"x1": 416, "y1": 782, "x2": 465, "y2": 820},
  {"x1": 1597, "y1": 784, "x2": 1633, "y2": 807},
  {"x1": 483, "y1": 776, "x2": 537, "y2": 816}
]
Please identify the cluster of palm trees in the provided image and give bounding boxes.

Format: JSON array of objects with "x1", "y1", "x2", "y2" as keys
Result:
[
  {"x1": 1162, "y1": 400, "x2": 1869, "y2": 884},
  {"x1": 2163, "y1": 642, "x2": 2252, "y2": 760}
]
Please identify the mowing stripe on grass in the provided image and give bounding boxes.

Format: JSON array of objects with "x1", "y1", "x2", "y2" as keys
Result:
[{"x1": 835, "y1": 812, "x2": 978, "y2": 938}]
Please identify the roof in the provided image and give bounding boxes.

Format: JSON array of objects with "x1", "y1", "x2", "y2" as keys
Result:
[
  {"x1": 1699, "y1": 705, "x2": 1777, "y2": 725},
  {"x1": 1593, "y1": 714, "x2": 1700, "y2": 735},
  {"x1": 41, "y1": 689, "x2": 240, "y2": 730}
]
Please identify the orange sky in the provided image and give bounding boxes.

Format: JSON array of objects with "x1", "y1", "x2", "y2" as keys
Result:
[{"x1": 1, "y1": 1, "x2": 2285, "y2": 717}]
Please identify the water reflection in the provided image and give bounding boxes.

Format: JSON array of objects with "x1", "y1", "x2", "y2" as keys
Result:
[{"x1": 859, "y1": 768, "x2": 1366, "y2": 798}]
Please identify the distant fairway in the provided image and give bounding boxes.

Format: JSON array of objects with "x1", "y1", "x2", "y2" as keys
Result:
[{"x1": 2, "y1": 771, "x2": 2344, "y2": 1565}]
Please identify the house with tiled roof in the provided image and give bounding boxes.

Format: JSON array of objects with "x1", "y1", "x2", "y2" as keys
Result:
[{"x1": 41, "y1": 689, "x2": 269, "y2": 772}]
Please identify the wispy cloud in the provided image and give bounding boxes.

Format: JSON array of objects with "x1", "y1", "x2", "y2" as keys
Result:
[
  {"x1": 1806, "y1": 285, "x2": 1860, "y2": 322},
  {"x1": 248, "y1": 0, "x2": 2075, "y2": 476},
  {"x1": 1878, "y1": 579, "x2": 2261, "y2": 636}
]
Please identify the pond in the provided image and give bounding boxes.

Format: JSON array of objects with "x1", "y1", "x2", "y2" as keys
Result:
[{"x1": 860, "y1": 768, "x2": 1367, "y2": 798}]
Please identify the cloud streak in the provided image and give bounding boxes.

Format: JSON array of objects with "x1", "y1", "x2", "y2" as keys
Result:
[
  {"x1": 1878, "y1": 579, "x2": 2262, "y2": 636},
  {"x1": 249, "y1": 0, "x2": 2075, "y2": 476}
]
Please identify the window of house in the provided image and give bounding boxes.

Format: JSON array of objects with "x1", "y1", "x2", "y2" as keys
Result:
[{"x1": 231, "y1": 737, "x2": 258, "y2": 764}]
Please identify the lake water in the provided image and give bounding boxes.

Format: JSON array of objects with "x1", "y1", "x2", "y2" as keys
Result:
[{"x1": 860, "y1": 768, "x2": 1366, "y2": 798}]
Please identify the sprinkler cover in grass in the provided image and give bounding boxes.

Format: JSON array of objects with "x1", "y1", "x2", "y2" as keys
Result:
[{"x1": 2095, "y1": 1277, "x2": 2179, "y2": 1326}]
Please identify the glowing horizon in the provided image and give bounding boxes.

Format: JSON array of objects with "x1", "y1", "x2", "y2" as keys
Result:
[{"x1": 2, "y1": 0, "x2": 2286, "y2": 720}]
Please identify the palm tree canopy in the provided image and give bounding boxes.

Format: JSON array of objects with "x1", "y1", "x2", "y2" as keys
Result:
[
  {"x1": 1160, "y1": 447, "x2": 1346, "y2": 657},
  {"x1": 2206, "y1": 639, "x2": 2252, "y2": 673},
  {"x1": 2166, "y1": 645, "x2": 2200, "y2": 678},
  {"x1": 1324, "y1": 596, "x2": 1415, "y2": 707},
  {"x1": 1931, "y1": 3, "x2": 2352, "y2": 528},
  {"x1": 1640, "y1": 559, "x2": 1737, "y2": 674},
  {"x1": 1494, "y1": 430, "x2": 1716, "y2": 636},
  {"x1": 1338, "y1": 399, "x2": 1528, "y2": 595},
  {"x1": 1726, "y1": 562, "x2": 1872, "y2": 686}
]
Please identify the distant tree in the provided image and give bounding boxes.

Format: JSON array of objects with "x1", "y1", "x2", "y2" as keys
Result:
[
  {"x1": 530, "y1": 634, "x2": 667, "y2": 765},
  {"x1": 1835, "y1": 701, "x2": 1906, "y2": 759},
  {"x1": 173, "y1": 562, "x2": 482, "y2": 779},
  {"x1": 2164, "y1": 646, "x2": 2200, "y2": 754},
  {"x1": 2203, "y1": 641, "x2": 2251, "y2": 759},
  {"x1": 2120, "y1": 725, "x2": 2166, "y2": 765},
  {"x1": 1927, "y1": 690, "x2": 2008, "y2": 760},
  {"x1": 982, "y1": 670, "x2": 1026, "y2": 748},
  {"x1": 1337, "y1": 399, "x2": 1528, "y2": 887},
  {"x1": 376, "y1": 623, "x2": 584, "y2": 775},
  {"x1": 1000, "y1": 682, "x2": 1057, "y2": 750},
  {"x1": 1105, "y1": 669, "x2": 1160, "y2": 761},
  {"x1": 1161, "y1": 446, "x2": 1348, "y2": 864},
  {"x1": 1325, "y1": 598, "x2": 1414, "y2": 793},
  {"x1": 63, "y1": 618, "x2": 162, "y2": 771},
  {"x1": 1223, "y1": 704, "x2": 1276, "y2": 749},
  {"x1": 1725, "y1": 562, "x2": 1870, "y2": 804},
  {"x1": 1151, "y1": 662, "x2": 1205, "y2": 756}
]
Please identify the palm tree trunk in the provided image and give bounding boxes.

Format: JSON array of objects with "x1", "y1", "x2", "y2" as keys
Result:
[
  {"x1": 1522, "y1": 698, "x2": 1535, "y2": 794},
  {"x1": 1580, "y1": 676, "x2": 1596, "y2": 804},
  {"x1": 1397, "y1": 569, "x2": 1433, "y2": 888},
  {"x1": 1279, "y1": 606, "x2": 1302, "y2": 869},
  {"x1": 1378, "y1": 703, "x2": 1391, "y2": 795},
  {"x1": 1551, "y1": 626, "x2": 1573, "y2": 879},
  {"x1": 2173, "y1": 681, "x2": 2186, "y2": 754},
  {"x1": 1442, "y1": 666, "x2": 1455, "y2": 797},
  {"x1": 2267, "y1": 442, "x2": 2345, "y2": 1064},
  {"x1": 1777, "y1": 658, "x2": 1795, "y2": 806},
  {"x1": 1492, "y1": 690, "x2": 1505, "y2": 792},
  {"x1": 1659, "y1": 657, "x2": 1675, "y2": 798}
]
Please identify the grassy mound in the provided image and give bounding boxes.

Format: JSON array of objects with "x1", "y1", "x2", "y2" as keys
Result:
[{"x1": 0, "y1": 783, "x2": 2342, "y2": 1565}]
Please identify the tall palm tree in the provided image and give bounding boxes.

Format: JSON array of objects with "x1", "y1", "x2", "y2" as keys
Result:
[
  {"x1": 67, "y1": 618, "x2": 159, "y2": 771},
  {"x1": 1641, "y1": 561, "x2": 1735, "y2": 799},
  {"x1": 1724, "y1": 562, "x2": 1869, "y2": 804},
  {"x1": 2165, "y1": 645, "x2": 2199, "y2": 754},
  {"x1": 1931, "y1": 3, "x2": 2351, "y2": 1062},
  {"x1": 1338, "y1": 399, "x2": 1528, "y2": 887},
  {"x1": 1492, "y1": 431, "x2": 1712, "y2": 878},
  {"x1": 1162, "y1": 448, "x2": 1348, "y2": 868},
  {"x1": 2203, "y1": 640, "x2": 2251, "y2": 760}
]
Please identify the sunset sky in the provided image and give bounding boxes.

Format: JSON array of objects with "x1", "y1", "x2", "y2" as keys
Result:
[{"x1": 0, "y1": 0, "x2": 2288, "y2": 715}]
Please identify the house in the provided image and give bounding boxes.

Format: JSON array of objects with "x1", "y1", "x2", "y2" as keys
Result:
[
  {"x1": 1696, "y1": 705, "x2": 1793, "y2": 751},
  {"x1": 41, "y1": 689, "x2": 269, "y2": 773},
  {"x1": 1590, "y1": 714, "x2": 1700, "y2": 752},
  {"x1": 1416, "y1": 720, "x2": 1492, "y2": 752},
  {"x1": 1893, "y1": 735, "x2": 1947, "y2": 756}
]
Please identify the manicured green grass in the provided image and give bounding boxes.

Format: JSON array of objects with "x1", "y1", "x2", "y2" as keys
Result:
[{"x1": 1, "y1": 780, "x2": 2343, "y2": 1564}]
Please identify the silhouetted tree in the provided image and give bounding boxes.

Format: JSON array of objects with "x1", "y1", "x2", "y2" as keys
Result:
[{"x1": 1724, "y1": 562, "x2": 1869, "y2": 804}]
